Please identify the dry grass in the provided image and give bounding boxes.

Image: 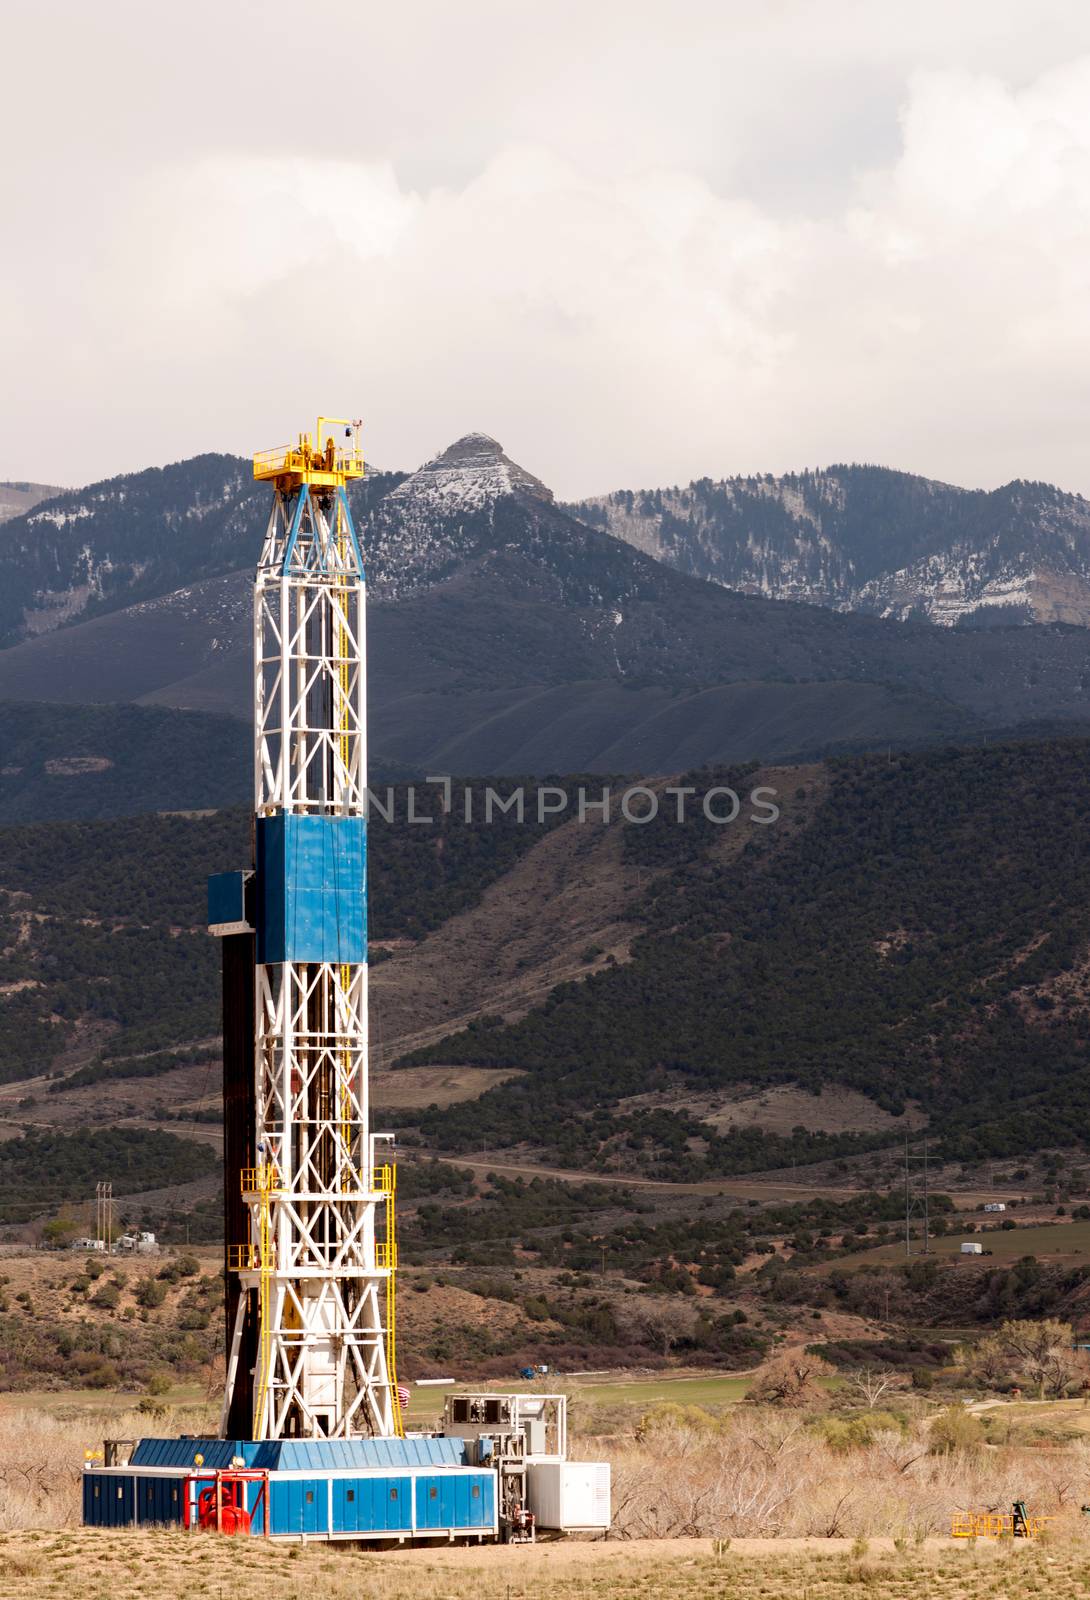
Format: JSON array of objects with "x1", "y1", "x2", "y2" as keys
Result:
[
  {"x1": 0, "y1": 1403, "x2": 215, "y2": 1532},
  {"x1": 1, "y1": 1531, "x2": 1088, "y2": 1600},
  {"x1": 8, "y1": 1403, "x2": 1090, "y2": 1597},
  {"x1": 607, "y1": 1411, "x2": 1090, "y2": 1541}
]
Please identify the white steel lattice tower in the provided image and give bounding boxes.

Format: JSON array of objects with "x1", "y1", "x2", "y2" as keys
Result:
[{"x1": 214, "y1": 422, "x2": 401, "y2": 1441}]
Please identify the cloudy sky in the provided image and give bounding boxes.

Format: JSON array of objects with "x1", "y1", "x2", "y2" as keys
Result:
[{"x1": 6, "y1": 0, "x2": 1090, "y2": 497}]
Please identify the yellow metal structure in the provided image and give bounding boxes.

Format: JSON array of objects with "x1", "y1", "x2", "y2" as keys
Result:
[
  {"x1": 253, "y1": 416, "x2": 365, "y2": 488},
  {"x1": 370, "y1": 1161, "x2": 403, "y2": 1435},
  {"x1": 240, "y1": 1164, "x2": 279, "y2": 1438},
  {"x1": 951, "y1": 1511, "x2": 1052, "y2": 1538}
]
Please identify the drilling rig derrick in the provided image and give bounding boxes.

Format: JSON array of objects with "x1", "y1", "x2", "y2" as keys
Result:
[{"x1": 213, "y1": 419, "x2": 401, "y2": 1442}]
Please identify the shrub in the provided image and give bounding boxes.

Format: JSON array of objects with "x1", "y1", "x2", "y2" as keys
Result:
[
  {"x1": 930, "y1": 1403, "x2": 985, "y2": 1454},
  {"x1": 84, "y1": 1360, "x2": 120, "y2": 1389},
  {"x1": 748, "y1": 1352, "x2": 834, "y2": 1408}
]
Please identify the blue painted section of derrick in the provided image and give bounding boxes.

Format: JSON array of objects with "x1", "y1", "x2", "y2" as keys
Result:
[
  {"x1": 280, "y1": 482, "x2": 311, "y2": 572},
  {"x1": 334, "y1": 485, "x2": 365, "y2": 575},
  {"x1": 207, "y1": 870, "x2": 248, "y2": 927},
  {"x1": 280, "y1": 484, "x2": 365, "y2": 576},
  {"x1": 255, "y1": 814, "x2": 366, "y2": 965},
  {"x1": 130, "y1": 1435, "x2": 466, "y2": 1469}
]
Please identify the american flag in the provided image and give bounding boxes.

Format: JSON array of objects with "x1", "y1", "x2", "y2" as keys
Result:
[{"x1": 396, "y1": 1384, "x2": 411, "y2": 1406}]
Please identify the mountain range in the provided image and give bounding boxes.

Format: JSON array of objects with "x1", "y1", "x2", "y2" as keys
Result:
[
  {"x1": 3, "y1": 438, "x2": 1090, "y2": 789},
  {"x1": 570, "y1": 467, "x2": 1090, "y2": 628},
  {"x1": 0, "y1": 480, "x2": 64, "y2": 526}
]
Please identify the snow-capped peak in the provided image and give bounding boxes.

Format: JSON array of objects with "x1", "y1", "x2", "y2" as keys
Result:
[{"x1": 387, "y1": 433, "x2": 553, "y2": 513}]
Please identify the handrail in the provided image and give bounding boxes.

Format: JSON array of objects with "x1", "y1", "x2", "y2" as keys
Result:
[
  {"x1": 240, "y1": 1164, "x2": 280, "y2": 1194},
  {"x1": 253, "y1": 443, "x2": 365, "y2": 481},
  {"x1": 951, "y1": 1511, "x2": 1052, "y2": 1538}
]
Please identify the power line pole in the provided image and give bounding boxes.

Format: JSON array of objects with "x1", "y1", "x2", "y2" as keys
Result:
[{"x1": 95, "y1": 1181, "x2": 113, "y2": 1254}]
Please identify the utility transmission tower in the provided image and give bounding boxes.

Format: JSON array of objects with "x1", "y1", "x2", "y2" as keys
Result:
[
  {"x1": 95, "y1": 1181, "x2": 113, "y2": 1254},
  {"x1": 904, "y1": 1134, "x2": 929, "y2": 1257}
]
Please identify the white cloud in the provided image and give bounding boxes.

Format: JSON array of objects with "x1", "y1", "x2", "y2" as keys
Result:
[{"x1": 6, "y1": 2, "x2": 1090, "y2": 497}]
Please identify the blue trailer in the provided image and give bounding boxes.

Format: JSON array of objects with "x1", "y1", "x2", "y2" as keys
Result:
[{"x1": 83, "y1": 1436, "x2": 497, "y2": 1543}]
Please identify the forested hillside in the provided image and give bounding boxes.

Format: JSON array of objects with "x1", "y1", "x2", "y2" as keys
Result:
[
  {"x1": 5, "y1": 740, "x2": 1090, "y2": 1207},
  {"x1": 0, "y1": 780, "x2": 577, "y2": 1082},
  {"x1": 0, "y1": 702, "x2": 251, "y2": 821},
  {"x1": 401, "y1": 739, "x2": 1090, "y2": 1172}
]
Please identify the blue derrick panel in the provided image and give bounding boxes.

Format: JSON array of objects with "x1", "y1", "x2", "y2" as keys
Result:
[
  {"x1": 256, "y1": 814, "x2": 366, "y2": 965},
  {"x1": 207, "y1": 870, "x2": 249, "y2": 929}
]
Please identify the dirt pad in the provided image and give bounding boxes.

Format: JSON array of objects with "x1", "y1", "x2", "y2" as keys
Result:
[{"x1": 0, "y1": 1529, "x2": 1073, "y2": 1600}]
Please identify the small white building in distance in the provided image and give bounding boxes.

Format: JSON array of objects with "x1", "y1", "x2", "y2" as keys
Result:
[
  {"x1": 961, "y1": 1241, "x2": 984, "y2": 1255},
  {"x1": 117, "y1": 1232, "x2": 158, "y2": 1254},
  {"x1": 983, "y1": 1202, "x2": 1007, "y2": 1213}
]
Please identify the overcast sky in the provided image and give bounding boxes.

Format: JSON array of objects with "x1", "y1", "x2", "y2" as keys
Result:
[{"x1": 6, "y1": 0, "x2": 1090, "y2": 498}]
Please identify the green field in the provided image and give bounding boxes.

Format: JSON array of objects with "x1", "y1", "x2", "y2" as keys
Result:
[
  {"x1": 0, "y1": 1383, "x2": 207, "y2": 1417},
  {"x1": 564, "y1": 1372, "x2": 753, "y2": 1408},
  {"x1": 845, "y1": 1219, "x2": 1090, "y2": 1270}
]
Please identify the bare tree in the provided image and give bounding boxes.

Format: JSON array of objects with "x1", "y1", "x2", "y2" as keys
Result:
[
  {"x1": 994, "y1": 1319, "x2": 1076, "y2": 1399},
  {"x1": 849, "y1": 1368, "x2": 907, "y2": 1410},
  {"x1": 619, "y1": 1298, "x2": 696, "y2": 1360}
]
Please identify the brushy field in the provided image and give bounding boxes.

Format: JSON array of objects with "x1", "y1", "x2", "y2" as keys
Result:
[
  {"x1": 9, "y1": 1397, "x2": 1090, "y2": 1544},
  {"x1": 3, "y1": 1530, "x2": 1090, "y2": 1600}
]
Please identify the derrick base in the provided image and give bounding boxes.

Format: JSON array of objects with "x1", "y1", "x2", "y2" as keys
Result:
[{"x1": 82, "y1": 1395, "x2": 611, "y2": 1543}]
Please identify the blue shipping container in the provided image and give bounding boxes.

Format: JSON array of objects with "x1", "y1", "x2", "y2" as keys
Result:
[
  {"x1": 415, "y1": 1473, "x2": 493, "y2": 1531},
  {"x1": 136, "y1": 1474, "x2": 184, "y2": 1526},
  {"x1": 330, "y1": 1475, "x2": 411, "y2": 1535},
  {"x1": 84, "y1": 1463, "x2": 496, "y2": 1539},
  {"x1": 83, "y1": 1473, "x2": 134, "y2": 1527},
  {"x1": 269, "y1": 1476, "x2": 328, "y2": 1536}
]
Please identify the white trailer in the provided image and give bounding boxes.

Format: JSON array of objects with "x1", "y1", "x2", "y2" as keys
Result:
[{"x1": 526, "y1": 1461, "x2": 611, "y2": 1532}]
